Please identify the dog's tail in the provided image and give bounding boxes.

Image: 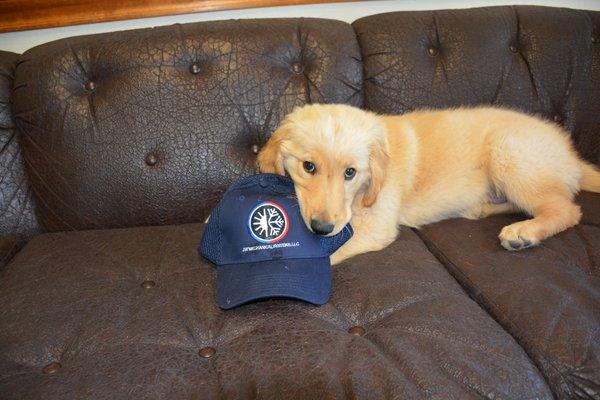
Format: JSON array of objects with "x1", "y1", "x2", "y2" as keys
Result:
[{"x1": 580, "y1": 161, "x2": 600, "y2": 193}]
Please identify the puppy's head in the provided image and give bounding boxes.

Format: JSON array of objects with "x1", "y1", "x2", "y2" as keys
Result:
[{"x1": 257, "y1": 104, "x2": 388, "y2": 236}]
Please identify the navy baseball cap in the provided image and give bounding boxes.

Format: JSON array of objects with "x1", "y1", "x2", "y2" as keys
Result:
[{"x1": 199, "y1": 173, "x2": 353, "y2": 309}]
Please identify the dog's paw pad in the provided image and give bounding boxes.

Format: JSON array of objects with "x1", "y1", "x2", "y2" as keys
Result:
[
  {"x1": 503, "y1": 238, "x2": 534, "y2": 251},
  {"x1": 499, "y1": 223, "x2": 538, "y2": 251},
  {"x1": 507, "y1": 240, "x2": 523, "y2": 250},
  {"x1": 521, "y1": 239, "x2": 533, "y2": 248}
]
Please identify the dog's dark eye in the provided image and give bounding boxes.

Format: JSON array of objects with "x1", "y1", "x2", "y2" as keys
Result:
[
  {"x1": 344, "y1": 167, "x2": 356, "y2": 180},
  {"x1": 303, "y1": 161, "x2": 316, "y2": 174}
]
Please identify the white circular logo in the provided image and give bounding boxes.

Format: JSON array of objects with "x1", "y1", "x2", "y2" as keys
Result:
[{"x1": 248, "y1": 201, "x2": 289, "y2": 243}]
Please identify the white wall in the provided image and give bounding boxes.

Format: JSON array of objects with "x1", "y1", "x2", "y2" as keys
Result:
[{"x1": 2, "y1": 0, "x2": 599, "y2": 54}]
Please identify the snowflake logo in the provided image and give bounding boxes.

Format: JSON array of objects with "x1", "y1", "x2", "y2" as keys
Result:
[{"x1": 248, "y1": 202, "x2": 289, "y2": 243}]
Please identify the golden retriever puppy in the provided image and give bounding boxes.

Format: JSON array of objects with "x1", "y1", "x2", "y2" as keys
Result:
[{"x1": 257, "y1": 104, "x2": 600, "y2": 265}]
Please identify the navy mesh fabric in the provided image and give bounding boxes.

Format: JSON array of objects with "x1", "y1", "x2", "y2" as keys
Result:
[
  {"x1": 320, "y1": 224, "x2": 354, "y2": 255},
  {"x1": 198, "y1": 173, "x2": 353, "y2": 309},
  {"x1": 198, "y1": 201, "x2": 223, "y2": 265},
  {"x1": 198, "y1": 174, "x2": 353, "y2": 265}
]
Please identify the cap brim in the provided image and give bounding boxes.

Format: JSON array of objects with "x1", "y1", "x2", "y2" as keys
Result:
[{"x1": 216, "y1": 258, "x2": 332, "y2": 310}]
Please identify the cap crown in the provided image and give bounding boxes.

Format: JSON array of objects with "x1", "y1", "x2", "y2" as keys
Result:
[{"x1": 200, "y1": 174, "x2": 352, "y2": 265}]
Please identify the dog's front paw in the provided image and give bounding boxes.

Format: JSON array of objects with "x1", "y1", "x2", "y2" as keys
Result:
[
  {"x1": 330, "y1": 252, "x2": 346, "y2": 266},
  {"x1": 498, "y1": 221, "x2": 539, "y2": 251}
]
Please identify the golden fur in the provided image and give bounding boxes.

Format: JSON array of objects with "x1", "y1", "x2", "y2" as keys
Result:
[{"x1": 258, "y1": 104, "x2": 600, "y2": 264}]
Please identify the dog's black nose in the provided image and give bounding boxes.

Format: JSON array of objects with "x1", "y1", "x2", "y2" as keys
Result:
[{"x1": 310, "y1": 219, "x2": 334, "y2": 235}]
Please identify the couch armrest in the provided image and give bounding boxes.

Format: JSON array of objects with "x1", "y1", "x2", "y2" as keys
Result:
[{"x1": 0, "y1": 235, "x2": 21, "y2": 268}]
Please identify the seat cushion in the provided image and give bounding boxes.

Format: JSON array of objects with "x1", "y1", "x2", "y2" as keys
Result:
[
  {"x1": 0, "y1": 223, "x2": 551, "y2": 399},
  {"x1": 417, "y1": 193, "x2": 600, "y2": 399}
]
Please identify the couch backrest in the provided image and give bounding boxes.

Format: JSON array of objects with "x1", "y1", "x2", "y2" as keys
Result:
[
  {"x1": 4, "y1": 6, "x2": 599, "y2": 238},
  {"x1": 353, "y1": 6, "x2": 600, "y2": 165},
  {"x1": 0, "y1": 51, "x2": 40, "y2": 241},
  {"x1": 12, "y1": 18, "x2": 362, "y2": 232}
]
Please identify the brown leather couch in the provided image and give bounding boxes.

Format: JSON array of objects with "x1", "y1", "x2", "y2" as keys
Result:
[{"x1": 0, "y1": 5, "x2": 598, "y2": 399}]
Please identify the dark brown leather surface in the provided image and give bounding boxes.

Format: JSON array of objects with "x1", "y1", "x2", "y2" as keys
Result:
[
  {"x1": 0, "y1": 223, "x2": 552, "y2": 399},
  {"x1": 418, "y1": 193, "x2": 600, "y2": 400},
  {"x1": 12, "y1": 18, "x2": 362, "y2": 232},
  {"x1": 0, "y1": 51, "x2": 40, "y2": 242},
  {"x1": 579, "y1": 191, "x2": 600, "y2": 226},
  {"x1": 353, "y1": 6, "x2": 600, "y2": 165},
  {"x1": 0, "y1": 235, "x2": 20, "y2": 269}
]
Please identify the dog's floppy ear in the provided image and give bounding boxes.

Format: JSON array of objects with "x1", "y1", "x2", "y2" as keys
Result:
[
  {"x1": 362, "y1": 137, "x2": 389, "y2": 207},
  {"x1": 257, "y1": 124, "x2": 288, "y2": 175}
]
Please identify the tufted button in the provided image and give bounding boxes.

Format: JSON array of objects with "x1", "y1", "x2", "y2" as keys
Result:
[
  {"x1": 348, "y1": 326, "x2": 366, "y2": 336},
  {"x1": 509, "y1": 44, "x2": 518, "y2": 53},
  {"x1": 42, "y1": 362, "x2": 61, "y2": 374},
  {"x1": 84, "y1": 80, "x2": 96, "y2": 91},
  {"x1": 189, "y1": 62, "x2": 201, "y2": 74},
  {"x1": 141, "y1": 280, "x2": 155, "y2": 289},
  {"x1": 145, "y1": 152, "x2": 159, "y2": 166},
  {"x1": 427, "y1": 47, "x2": 438, "y2": 57},
  {"x1": 199, "y1": 346, "x2": 216, "y2": 358},
  {"x1": 592, "y1": 36, "x2": 597, "y2": 44},
  {"x1": 251, "y1": 144, "x2": 260, "y2": 155},
  {"x1": 291, "y1": 62, "x2": 305, "y2": 74},
  {"x1": 553, "y1": 113, "x2": 563, "y2": 123}
]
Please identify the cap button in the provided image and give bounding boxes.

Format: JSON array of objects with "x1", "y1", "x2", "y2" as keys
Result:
[{"x1": 258, "y1": 177, "x2": 269, "y2": 188}]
